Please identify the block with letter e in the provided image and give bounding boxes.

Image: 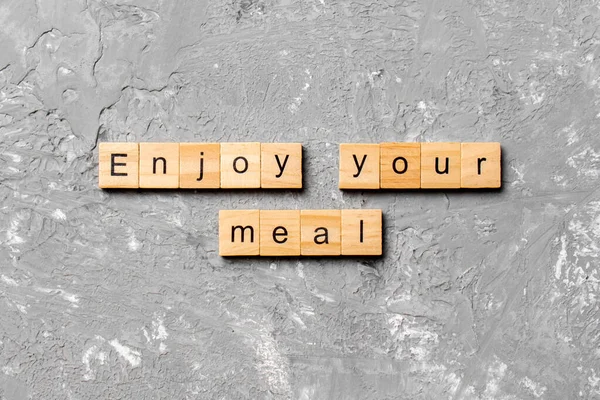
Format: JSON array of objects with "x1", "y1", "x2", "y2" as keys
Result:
[
  {"x1": 219, "y1": 210, "x2": 260, "y2": 256},
  {"x1": 260, "y1": 210, "x2": 300, "y2": 256},
  {"x1": 98, "y1": 142, "x2": 139, "y2": 188}
]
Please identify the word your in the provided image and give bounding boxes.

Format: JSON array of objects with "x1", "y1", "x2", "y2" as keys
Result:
[
  {"x1": 339, "y1": 142, "x2": 501, "y2": 189},
  {"x1": 219, "y1": 209, "x2": 382, "y2": 256},
  {"x1": 98, "y1": 142, "x2": 302, "y2": 189}
]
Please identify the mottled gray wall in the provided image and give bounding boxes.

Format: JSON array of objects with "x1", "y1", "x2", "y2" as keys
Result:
[{"x1": 1, "y1": 0, "x2": 599, "y2": 399}]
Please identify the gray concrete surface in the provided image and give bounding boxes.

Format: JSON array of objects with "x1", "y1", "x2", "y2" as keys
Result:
[{"x1": 1, "y1": 0, "x2": 600, "y2": 399}]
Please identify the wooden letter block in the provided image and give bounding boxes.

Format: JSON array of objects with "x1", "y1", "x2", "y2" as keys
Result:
[
  {"x1": 339, "y1": 144, "x2": 380, "y2": 189},
  {"x1": 420, "y1": 143, "x2": 461, "y2": 189},
  {"x1": 98, "y1": 143, "x2": 139, "y2": 188},
  {"x1": 180, "y1": 143, "x2": 220, "y2": 188},
  {"x1": 220, "y1": 143, "x2": 261, "y2": 188},
  {"x1": 380, "y1": 143, "x2": 421, "y2": 189},
  {"x1": 260, "y1": 210, "x2": 300, "y2": 256},
  {"x1": 139, "y1": 143, "x2": 180, "y2": 188},
  {"x1": 300, "y1": 210, "x2": 341, "y2": 256},
  {"x1": 461, "y1": 142, "x2": 501, "y2": 188},
  {"x1": 260, "y1": 143, "x2": 303, "y2": 189},
  {"x1": 341, "y1": 209, "x2": 382, "y2": 256},
  {"x1": 219, "y1": 210, "x2": 260, "y2": 256}
]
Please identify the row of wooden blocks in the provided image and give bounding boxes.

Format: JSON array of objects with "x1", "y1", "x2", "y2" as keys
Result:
[
  {"x1": 219, "y1": 209, "x2": 382, "y2": 256},
  {"x1": 99, "y1": 142, "x2": 303, "y2": 189},
  {"x1": 99, "y1": 142, "x2": 501, "y2": 189},
  {"x1": 339, "y1": 142, "x2": 501, "y2": 189}
]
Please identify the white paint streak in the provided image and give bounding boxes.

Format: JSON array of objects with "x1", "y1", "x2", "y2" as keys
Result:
[
  {"x1": 109, "y1": 339, "x2": 141, "y2": 367},
  {"x1": 555, "y1": 235, "x2": 567, "y2": 279},
  {"x1": 52, "y1": 209, "x2": 67, "y2": 220},
  {"x1": 35, "y1": 287, "x2": 80, "y2": 306},
  {"x1": 1, "y1": 275, "x2": 18, "y2": 286}
]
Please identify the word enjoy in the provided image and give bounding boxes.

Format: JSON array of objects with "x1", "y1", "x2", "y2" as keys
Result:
[
  {"x1": 219, "y1": 209, "x2": 382, "y2": 256},
  {"x1": 98, "y1": 142, "x2": 302, "y2": 189},
  {"x1": 339, "y1": 142, "x2": 501, "y2": 189}
]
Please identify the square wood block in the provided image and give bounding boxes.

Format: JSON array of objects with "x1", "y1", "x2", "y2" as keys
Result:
[
  {"x1": 261, "y1": 143, "x2": 303, "y2": 189},
  {"x1": 219, "y1": 210, "x2": 260, "y2": 256},
  {"x1": 260, "y1": 210, "x2": 300, "y2": 256},
  {"x1": 98, "y1": 142, "x2": 139, "y2": 188},
  {"x1": 341, "y1": 209, "x2": 382, "y2": 256},
  {"x1": 300, "y1": 210, "x2": 341, "y2": 256},
  {"x1": 139, "y1": 143, "x2": 180, "y2": 188},
  {"x1": 220, "y1": 143, "x2": 261, "y2": 188},
  {"x1": 380, "y1": 143, "x2": 421, "y2": 189},
  {"x1": 420, "y1": 142, "x2": 461, "y2": 189},
  {"x1": 339, "y1": 144, "x2": 380, "y2": 189},
  {"x1": 179, "y1": 143, "x2": 220, "y2": 188},
  {"x1": 461, "y1": 142, "x2": 501, "y2": 188}
]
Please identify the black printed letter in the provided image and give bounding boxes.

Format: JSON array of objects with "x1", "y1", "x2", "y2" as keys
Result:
[
  {"x1": 274, "y1": 155, "x2": 289, "y2": 178},
  {"x1": 272, "y1": 226, "x2": 288, "y2": 244},
  {"x1": 231, "y1": 225, "x2": 254, "y2": 243},
  {"x1": 477, "y1": 157, "x2": 487, "y2": 175},
  {"x1": 392, "y1": 157, "x2": 408, "y2": 174},
  {"x1": 314, "y1": 227, "x2": 329, "y2": 244},
  {"x1": 435, "y1": 157, "x2": 449, "y2": 174},
  {"x1": 197, "y1": 152, "x2": 204, "y2": 181},
  {"x1": 153, "y1": 157, "x2": 167, "y2": 174},
  {"x1": 233, "y1": 157, "x2": 248, "y2": 173},
  {"x1": 353, "y1": 154, "x2": 367, "y2": 178},
  {"x1": 111, "y1": 154, "x2": 128, "y2": 176}
]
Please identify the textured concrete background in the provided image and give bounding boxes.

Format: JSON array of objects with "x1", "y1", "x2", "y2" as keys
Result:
[{"x1": 1, "y1": 0, "x2": 600, "y2": 399}]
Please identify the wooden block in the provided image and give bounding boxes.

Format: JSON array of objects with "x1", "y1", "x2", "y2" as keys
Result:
[
  {"x1": 300, "y1": 210, "x2": 341, "y2": 256},
  {"x1": 179, "y1": 143, "x2": 220, "y2": 188},
  {"x1": 339, "y1": 143, "x2": 380, "y2": 189},
  {"x1": 98, "y1": 142, "x2": 139, "y2": 188},
  {"x1": 219, "y1": 210, "x2": 260, "y2": 256},
  {"x1": 461, "y1": 142, "x2": 501, "y2": 188},
  {"x1": 341, "y1": 209, "x2": 382, "y2": 256},
  {"x1": 139, "y1": 143, "x2": 180, "y2": 188},
  {"x1": 380, "y1": 143, "x2": 421, "y2": 189},
  {"x1": 420, "y1": 142, "x2": 461, "y2": 189},
  {"x1": 220, "y1": 143, "x2": 261, "y2": 188},
  {"x1": 260, "y1": 143, "x2": 303, "y2": 189},
  {"x1": 260, "y1": 210, "x2": 301, "y2": 256}
]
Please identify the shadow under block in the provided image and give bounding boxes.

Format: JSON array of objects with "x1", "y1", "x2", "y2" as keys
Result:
[
  {"x1": 341, "y1": 209, "x2": 382, "y2": 256},
  {"x1": 179, "y1": 143, "x2": 220, "y2": 188},
  {"x1": 420, "y1": 142, "x2": 461, "y2": 189},
  {"x1": 220, "y1": 142, "x2": 261, "y2": 188},
  {"x1": 380, "y1": 143, "x2": 421, "y2": 189},
  {"x1": 260, "y1": 143, "x2": 303, "y2": 189},
  {"x1": 461, "y1": 142, "x2": 501, "y2": 188},
  {"x1": 219, "y1": 210, "x2": 260, "y2": 256},
  {"x1": 260, "y1": 210, "x2": 301, "y2": 256},
  {"x1": 300, "y1": 210, "x2": 341, "y2": 256},
  {"x1": 139, "y1": 143, "x2": 180, "y2": 188},
  {"x1": 98, "y1": 143, "x2": 139, "y2": 188},
  {"x1": 339, "y1": 143, "x2": 380, "y2": 189}
]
